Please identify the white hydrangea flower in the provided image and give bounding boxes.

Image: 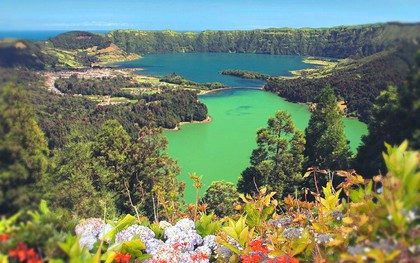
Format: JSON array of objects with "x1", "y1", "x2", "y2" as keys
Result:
[
  {"x1": 195, "y1": 245, "x2": 212, "y2": 258},
  {"x1": 75, "y1": 218, "x2": 104, "y2": 237},
  {"x1": 148, "y1": 243, "x2": 182, "y2": 262},
  {"x1": 74, "y1": 218, "x2": 105, "y2": 250},
  {"x1": 159, "y1": 220, "x2": 172, "y2": 229},
  {"x1": 203, "y1": 235, "x2": 218, "y2": 250},
  {"x1": 164, "y1": 226, "x2": 181, "y2": 239},
  {"x1": 111, "y1": 218, "x2": 214, "y2": 262},
  {"x1": 175, "y1": 218, "x2": 196, "y2": 231},
  {"x1": 145, "y1": 238, "x2": 165, "y2": 254},
  {"x1": 115, "y1": 224, "x2": 155, "y2": 244},
  {"x1": 98, "y1": 223, "x2": 114, "y2": 240},
  {"x1": 79, "y1": 235, "x2": 98, "y2": 251}
]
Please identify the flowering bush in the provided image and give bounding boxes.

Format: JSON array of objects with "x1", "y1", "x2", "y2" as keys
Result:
[{"x1": 0, "y1": 142, "x2": 418, "y2": 262}]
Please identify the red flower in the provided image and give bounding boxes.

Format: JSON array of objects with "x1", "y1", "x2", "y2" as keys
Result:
[
  {"x1": 9, "y1": 242, "x2": 28, "y2": 262},
  {"x1": 248, "y1": 238, "x2": 269, "y2": 254},
  {"x1": 191, "y1": 251, "x2": 209, "y2": 261},
  {"x1": 114, "y1": 251, "x2": 132, "y2": 263},
  {"x1": 0, "y1": 233, "x2": 9, "y2": 242},
  {"x1": 172, "y1": 241, "x2": 188, "y2": 250},
  {"x1": 242, "y1": 253, "x2": 263, "y2": 263},
  {"x1": 8, "y1": 242, "x2": 42, "y2": 263}
]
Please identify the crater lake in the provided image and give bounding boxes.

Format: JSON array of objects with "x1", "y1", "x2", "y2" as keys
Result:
[{"x1": 115, "y1": 53, "x2": 368, "y2": 202}]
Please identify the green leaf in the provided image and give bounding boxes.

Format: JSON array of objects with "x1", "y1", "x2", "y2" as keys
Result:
[
  {"x1": 121, "y1": 240, "x2": 146, "y2": 258},
  {"x1": 39, "y1": 200, "x2": 51, "y2": 215},
  {"x1": 104, "y1": 214, "x2": 137, "y2": 240},
  {"x1": 222, "y1": 227, "x2": 238, "y2": 240},
  {"x1": 0, "y1": 254, "x2": 9, "y2": 263},
  {"x1": 104, "y1": 251, "x2": 116, "y2": 263},
  {"x1": 239, "y1": 226, "x2": 249, "y2": 245}
]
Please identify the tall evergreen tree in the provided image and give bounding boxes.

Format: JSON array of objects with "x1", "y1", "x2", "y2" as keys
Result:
[
  {"x1": 0, "y1": 83, "x2": 49, "y2": 214},
  {"x1": 304, "y1": 85, "x2": 351, "y2": 172},
  {"x1": 353, "y1": 87, "x2": 400, "y2": 177},
  {"x1": 238, "y1": 110, "x2": 305, "y2": 200},
  {"x1": 354, "y1": 52, "x2": 420, "y2": 177}
]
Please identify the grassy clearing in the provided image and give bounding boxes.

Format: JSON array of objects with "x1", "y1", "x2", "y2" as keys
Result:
[
  {"x1": 279, "y1": 57, "x2": 341, "y2": 80},
  {"x1": 110, "y1": 97, "x2": 138, "y2": 103},
  {"x1": 44, "y1": 48, "x2": 82, "y2": 68},
  {"x1": 133, "y1": 75, "x2": 160, "y2": 83}
]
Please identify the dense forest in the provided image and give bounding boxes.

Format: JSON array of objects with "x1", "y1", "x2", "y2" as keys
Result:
[
  {"x1": 265, "y1": 43, "x2": 419, "y2": 122},
  {"x1": 104, "y1": 23, "x2": 420, "y2": 58},
  {"x1": 48, "y1": 31, "x2": 110, "y2": 50}
]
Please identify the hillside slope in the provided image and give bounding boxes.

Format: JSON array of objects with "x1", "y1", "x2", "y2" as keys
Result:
[{"x1": 106, "y1": 23, "x2": 420, "y2": 58}]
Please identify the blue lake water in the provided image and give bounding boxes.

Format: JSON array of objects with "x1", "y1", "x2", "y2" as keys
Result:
[{"x1": 115, "y1": 53, "x2": 319, "y2": 87}]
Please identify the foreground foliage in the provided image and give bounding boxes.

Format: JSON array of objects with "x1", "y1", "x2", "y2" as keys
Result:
[{"x1": 0, "y1": 142, "x2": 418, "y2": 262}]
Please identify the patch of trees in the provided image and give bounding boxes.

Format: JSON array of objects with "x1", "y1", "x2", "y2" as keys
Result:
[
  {"x1": 221, "y1": 69, "x2": 271, "y2": 80},
  {"x1": 49, "y1": 31, "x2": 110, "y2": 50},
  {"x1": 135, "y1": 90, "x2": 208, "y2": 128},
  {"x1": 238, "y1": 53, "x2": 420, "y2": 201},
  {"x1": 264, "y1": 43, "x2": 418, "y2": 122},
  {"x1": 107, "y1": 23, "x2": 420, "y2": 58},
  {"x1": 0, "y1": 81, "x2": 187, "y2": 217},
  {"x1": 238, "y1": 85, "x2": 352, "y2": 201},
  {"x1": 0, "y1": 83, "x2": 183, "y2": 217},
  {"x1": 54, "y1": 75, "x2": 138, "y2": 96},
  {"x1": 0, "y1": 83, "x2": 49, "y2": 213},
  {"x1": 160, "y1": 74, "x2": 199, "y2": 86},
  {"x1": 238, "y1": 110, "x2": 305, "y2": 200},
  {"x1": 160, "y1": 73, "x2": 227, "y2": 90}
]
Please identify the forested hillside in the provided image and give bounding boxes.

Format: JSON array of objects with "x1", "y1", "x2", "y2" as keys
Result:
[
  {"x1": 265, "y1": 43, "x2": 419, "y2": 122},
  {"x1": 106, "y1": 23, "x2": 420, "y2": 58}
]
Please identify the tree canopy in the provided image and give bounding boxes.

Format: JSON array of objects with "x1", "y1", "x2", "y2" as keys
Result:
[
  {"x1": 238, "y1": 110, "x2": 305, "y2": 200},
  {"x1": 0, "y1": 83, "x2": 49, "y2": 214},
  {"x1": 304, "y1": 85, "x2": 351, "y2": 172},
  {"x1": 354, "y1": 51, "x2": 420, "y2": 177}
]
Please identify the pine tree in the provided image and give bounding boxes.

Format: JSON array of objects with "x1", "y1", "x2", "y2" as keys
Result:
[
  {"x1": 304, "y1": 85, "x2": 351, "y2": 171},
  {"x1": 354, "y1": 52, "x2": 420, "y2": 177},
  {"x1": 238, "y1": 110, "x2": 305, "y2": 200},
  {"x1": 353, "y1": 86, "x2": 400, "y2": 177},
  {"x1": 0, "y1": 83, "x2": 49, "y2": 214}
]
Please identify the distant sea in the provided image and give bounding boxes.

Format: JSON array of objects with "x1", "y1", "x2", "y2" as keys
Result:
[{"x1": 0, "y1": 30, "x2": 110, "y2": 40}]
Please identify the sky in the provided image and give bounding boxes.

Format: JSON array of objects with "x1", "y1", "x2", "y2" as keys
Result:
[{"x1": 0, "y1": 0, "x2": 419, "y2": 31}]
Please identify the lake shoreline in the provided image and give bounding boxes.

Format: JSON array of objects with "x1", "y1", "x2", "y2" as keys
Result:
[
  {"x1": 165, "y1": 116, "x2": 213, "y2": 131},
  {"x1": 198, "y1": 85, "x2": 264, "y2": 96}
]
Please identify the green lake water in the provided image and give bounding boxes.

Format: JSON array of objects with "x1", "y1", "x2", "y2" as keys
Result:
[{"x1": 116, "y1": 53, "x2": 368, "y2": 203}]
